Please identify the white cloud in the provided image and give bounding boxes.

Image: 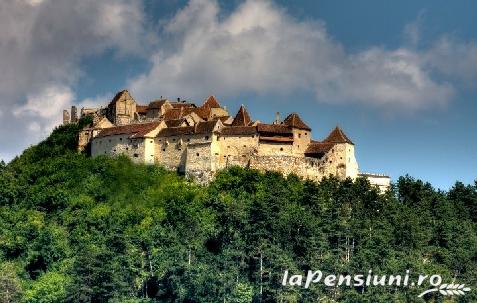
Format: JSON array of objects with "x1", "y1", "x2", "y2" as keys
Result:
[
  {"x1": 130, "y1": 0, "x2": 471, "y2": 111},
  {"x1": 13, "y1": 85, "x2": 74, "y2": 141},
  {"x1": 0, "y1": 0, "x2": 148, "y2": 161}
]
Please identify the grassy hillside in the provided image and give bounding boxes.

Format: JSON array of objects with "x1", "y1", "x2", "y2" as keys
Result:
[{"x1": 0, "y1": 123, "x2": 476, "y2": 302}]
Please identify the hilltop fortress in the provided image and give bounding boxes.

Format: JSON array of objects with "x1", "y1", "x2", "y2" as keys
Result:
[{"x1": 64, "y1": 90, "x2": 390, "y2": 190}]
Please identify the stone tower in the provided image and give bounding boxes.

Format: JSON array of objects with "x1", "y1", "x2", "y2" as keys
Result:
[{"x1": 63, "y1": 110, "x2": 70, "y2": 125}]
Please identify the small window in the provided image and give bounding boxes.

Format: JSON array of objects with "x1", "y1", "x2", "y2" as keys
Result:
[
  {"x1": 205, "y1": 136, "x2": 209, "y2": 140},
  {"x1": 340, "y1": 157, "x2": 343, "y2": 160},
  {"x1": 172, "y1": 138, "x2": 176, "y2": 142},
  {"x1": 126, "y1": 147, "x2": 129, "y2": 150},
  {"x1": 104, "y1": 151, "x2": 106, "y2": 154},
  {"x1": 150, "y1": 140, "x2": 153, "y2": 143},
  {"x1": 187, "y1": 138, "x2": 190, "y2": 142},
  {"x1": 162, "y1": 148, "x2": 166, "y2": 151},
  {"x1": 178, "y1": 148, "x2": 182, "y2": 151},
  {"x1": 227, "y1": 146, "x2": 230, "y2": 148},
  {"x1": 305, "y1": 132, "x2": 308, "y2": 135},
  {"x1": 119, "y1": 137, "x2": 122, "y2": 141},
  {"x1": 196, "y1": 153, "x2": 200, "y2": 157},
  {"x1": 329, "y1": 161, "x2": 332, "y2": 164},
  {"x1": 243, "y1": 145, "x2": 246, "y2": 147},
  {"x1": 298, "y1": 133, "x2": 301, "y2": 138},
  {"x1": 242, "y1": 155, "x2": 246, "y2": 157},
  {"x1": 134, "y1": 153, "x2": 139, "y2": 158},
  {"x1": 280, "y1": 147, "x2": 283, "y2": 151},
  {"x1": 109, "y1": 139, "x2": 111, "y2": 143},
  {"x1": 215, "y1": 153, "x2": 219, "y2": 155}
]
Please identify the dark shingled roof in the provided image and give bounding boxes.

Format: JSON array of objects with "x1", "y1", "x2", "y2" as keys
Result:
[
  {"x1": 257, "y1": 124, "x2": 293, "y2": 136},
  {"x1": 96, "y1": 122, "x2": 160, "y2": 138},
  {"x1": 304, "y1": 142, "x2": 335, "y2": 155},
  {"x1": 148, "y1": 99, "x2": 168, "y2": 109},
  {"x1": 231, "y1": 105, "x2": 251, "y2": 127},
  {"x1": 194, "y1": 121, "x2": 219, "y2": 134},
  {"x1": 193, "y1": 106, "x2": 210, "y2": 120},
  {"x1": 323, "y1": 126, "x2": 354, "y2": 145},
  {"x1": 283, "y1": 113, "x2": 311, "y2": 131},
  {"x1": 165, "y1": 119, "x2": 185, "y2": 127},
  {"x1": 220, "y1": 126, "x2": 257, "y2": 135}
]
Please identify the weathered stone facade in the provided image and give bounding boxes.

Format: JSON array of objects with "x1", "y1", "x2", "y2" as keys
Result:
[{"x1": 65, "y1": 90, "x2": 390, "y2": 190}]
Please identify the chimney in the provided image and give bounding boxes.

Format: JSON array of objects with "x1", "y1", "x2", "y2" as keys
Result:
[
  {"x1": 71, "y1": 106, "x2": 78, "y2": 123},
  {"x1": 177, "y1": 97, "x2": 181, "y2": 102},
  {"x1": 274, "y1": 112, "x2": 281, "y2": 124}
]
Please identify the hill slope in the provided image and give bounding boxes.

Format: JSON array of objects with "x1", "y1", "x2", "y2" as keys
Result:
[{"x1": 0, "y1": 122, "x2": 476, "y2": 302}]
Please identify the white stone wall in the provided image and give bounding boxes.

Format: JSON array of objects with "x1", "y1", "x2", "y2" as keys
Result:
[{"x1": 91, "y1": 134, "x2": 147, "y2": 164}]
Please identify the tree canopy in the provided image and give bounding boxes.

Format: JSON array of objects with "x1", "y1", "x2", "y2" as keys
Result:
[{"x1": 0, "y1": 121, "x2": 476, "y2": 302}]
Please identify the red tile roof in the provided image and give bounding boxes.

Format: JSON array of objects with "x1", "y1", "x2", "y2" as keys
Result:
[
  {"x1": 283, "y1": 113, "x2": 311, "y2": 131},
  {"x1": 220, "y1": 126, "x2": 257, "y2": 135},
  {"x1": 323, "y1": 126, "x2": 353, "y2": 144},
  {"x1": 163, "y1": 108, "x2": 183, "y2": 120},
  {"x1": 96, "y1": 122, "x2": 160, "y2": 138},
  {"x1": 157, "y1": 121, "x2": 219, "y2": 137},
  {"x1": 231, "y1": 105, "x2": 251, "y2": 126},
  {"x1": 203, "y1": 95, "x2": 221, "y2": 108}
]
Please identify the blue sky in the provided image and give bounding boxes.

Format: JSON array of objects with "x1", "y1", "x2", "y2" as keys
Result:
[{"x1": 0, "y1": 0, "x2": 476, "y2": 190}]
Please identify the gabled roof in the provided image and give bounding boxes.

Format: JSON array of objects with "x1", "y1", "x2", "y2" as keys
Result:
[
  {"x1": 96, "y1": 122, "x2": 161, "y2": 138},
  {"x1": 108, "y1": 90, "x2": 131, "y2": 107},
  {"x1": 231, "y1": 105, "x2": 251, "y2": 127},
  {"x1": 283, "y1": 113, "x2": 311, "y2": 131},
  {"x1": 323, "y1": 126, "x2": 354, "y2": 145},
  {"x1": 203, "y1": 96, "x2": 221, "y2": 108}
]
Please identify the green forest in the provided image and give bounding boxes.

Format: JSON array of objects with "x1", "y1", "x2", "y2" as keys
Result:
[{"x1": 0, "y1": 120, "x2": 476, "y2": 303}]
